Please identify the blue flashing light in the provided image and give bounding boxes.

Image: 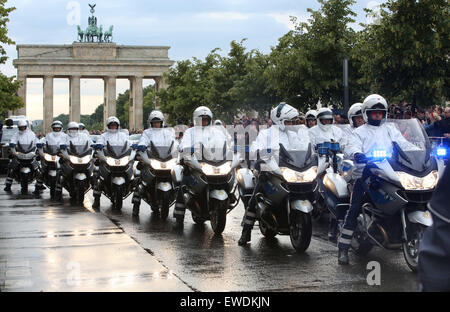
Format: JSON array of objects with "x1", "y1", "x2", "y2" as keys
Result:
[
  {"x1": 371, "y1": 148, "x2": 389, "y2": 159},
  {"x1": 436, "y1": 147, "x2": 447, "y2": 157}
]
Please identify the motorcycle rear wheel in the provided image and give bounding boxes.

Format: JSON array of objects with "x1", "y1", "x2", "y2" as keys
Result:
[
  {"x1": 289, "y1": 212, "x2": 312, "y2": 253},
  {"x1": 192, "y1": 211, "x2": 205, "y2": 225}
]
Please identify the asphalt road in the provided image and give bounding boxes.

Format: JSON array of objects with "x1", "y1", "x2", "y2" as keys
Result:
[{"x1": 0, "y1": 176, "x2": 419, "y2": 292}]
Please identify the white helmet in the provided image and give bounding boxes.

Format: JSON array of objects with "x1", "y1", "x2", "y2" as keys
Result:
[
  {"x1": 78, "y1": 122, "x2": 86, "y2": 130},
  {"x1": 106, "y1": 116, "x2": 120, "y2": 132},
  {"x1": 51, "y1": 120, "x2": 63, "y2": 131},
  {"x1": 214, "y1": 120, "x2": 223, "y2": 126},
  {"x1": 67, "y1": 121, "x2": 79, "y2": 138},
  {"x1": 347, "y1": 103, "x2": 363, "y2": 128},
  {"x1": 193, "y1": 106, "x2": 213, "y2": 127},
  {"x1": 305, "y1": 110, "x2": 317, "y2": 120},
  {"x1": 270, "y1": 102, "x2": 299, "y2": 131},
  {"x1": 148, "y1": 110, "x2": 165, "y2": 128},
  {"x1": 17, "y1": 119, "x2": 28, "y2": 128},
  {"x1": 362, "y1": 94, "x2": 388, "y2": 126},
  {"x1": 316, "y1": 107, "x2": 334, "y2": 132}
]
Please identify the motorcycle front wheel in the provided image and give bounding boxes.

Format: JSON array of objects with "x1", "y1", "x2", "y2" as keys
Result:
[
  {"x1": 210, "y1": 199, "x2": 227, "y2": 235},
  {"x1": 402, "y1": 223, "x2": 424, "y2": 273},
  {"x1": 259, "y1": 219, "x2": 277, "y2": 238},
  {"x1": 159, "y1": 192, "x2": 170, "y2": 221},
  {"x1": 113, "y1": 190, "x2": 123, "y2": 211},
  {"x1": 289, "y1": 212, "x2": 312, "y2": 253}
]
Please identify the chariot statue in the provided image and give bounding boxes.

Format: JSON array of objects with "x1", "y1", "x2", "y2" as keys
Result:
[{"x1": 76, "y1": 4, "x2": 114, "y2": 43}]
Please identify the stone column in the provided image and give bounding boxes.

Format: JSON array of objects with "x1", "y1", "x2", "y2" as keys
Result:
[
  {"x1": 14, "y1": 74, "x2": 27, "y2": 116},
  {"x1": 129, "y1": 76, "x2": 143, "y2": 130},
  {"x1": 104, "y1": 76, "x2": 116, "y2": 129},
  {"x1": 43, "y1": 75, "x2": 54, "y2": 133},
  {"x1": 154, "y1": 76, "x2": 168, "y2": 110},
  {"x1": 69, "y1": 75, "x2": 81, "y2": 122}
]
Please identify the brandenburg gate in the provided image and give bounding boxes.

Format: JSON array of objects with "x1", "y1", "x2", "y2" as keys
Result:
[{"x1": 11, "y1": 5, "x2": 174, "y2": 132}]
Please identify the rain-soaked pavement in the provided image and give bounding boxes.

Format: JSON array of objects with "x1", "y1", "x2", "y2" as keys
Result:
[{"x1": 0, "y1": 176, "x2": 419, "y2": 292}]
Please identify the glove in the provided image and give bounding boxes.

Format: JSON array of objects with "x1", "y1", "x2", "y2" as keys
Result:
[
  {"x1": 354, "y1": 153, "x2": 368, "y2": 164},
  {"x1": 9, "y1": 143, "x2": 16, "y2": 148},
  {"x1": 36, "y1": 143, "x2": 44, "y2": 148},
  {"x1": 137, "y1": 145, "x2": 147, "y2": 152},
  {"x1": 95, "y1": 144, "x2": 104, "y2": 150},
  {"x1": 60, "y1": 144, "x2": 67, "y2": 150},
  {"x1": 131, "y1": 144, "x2": 138, "y2": 150}
]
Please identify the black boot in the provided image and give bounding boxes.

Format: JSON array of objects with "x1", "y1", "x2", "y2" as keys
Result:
[
  {"x1": 33, "y1": 188, "x2": 40, "y2": 196},
  {"x1": 328, "y1": 219, "x2": 338, "y2": 244},
  {"x1": 338, "y1": 248, "x2": 349, "y2": 265},
  {"x1": 92, "y1": 196, "x2": 100, "y2": 209},
  {"x1": 4, "y1": 185, "x2": 11, "y2": 192},
  {"x1": 238, "y1": 225, "x2": 252, "y2": 246}
]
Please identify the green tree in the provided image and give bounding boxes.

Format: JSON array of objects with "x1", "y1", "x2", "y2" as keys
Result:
[
  {"x1": 0, "y1": 0, "x2": 23, "y2": 115},
  {"x1": 266, "y1": 0, "x2": 359, "y2": 110},
  {"x1": 356, "y1": 0, "x2": 449, "y2": 108}
]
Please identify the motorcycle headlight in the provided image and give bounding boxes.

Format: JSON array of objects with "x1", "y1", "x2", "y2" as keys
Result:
[
  {"x1": 44, "y1": 153, "x2": 58, "y2": 162},
  {"x1": 281, "y1": 166, "x2": 318, "y2": 183},
  {"x1": 106, "y1": 156, "x2": 130, "y2": 167},
  {"x1": 149, "y1": 158, "x2": 177, "y2": 170},
  {"x1": 70, "y1": 155, "x2": 92, "y2": 165},
  {"x1": 201, "y1": 162, "x2": 232, "y2": 176},
  {"x1": 396, "y1": 171, "x2": 438, "y2": 190}
]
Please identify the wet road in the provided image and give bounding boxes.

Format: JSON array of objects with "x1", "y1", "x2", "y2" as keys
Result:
[{"x1": 0, "y1": 176, "x2": 419, "y2": 292}]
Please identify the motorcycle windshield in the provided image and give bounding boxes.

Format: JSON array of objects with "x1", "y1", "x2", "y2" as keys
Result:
[
  {"x1": 105, "y1": 142, "x2": 131, "y2": 158},
  {"x1": 1, "y1": 128, "x2": 17, "y2": 144},
  {"x1": 16, "y1": 142, "x2": 36, "y2": 153},
  {"x1": 147, "y1": 141, "x2": 174, "y2": 160},
  {"x1": 279, "y1": 144, "x2": 316, "y2": 170},
  {"x1": 196, "y1": 140, "x2": 231, "y2": 164},
  {"x1": 44, "y1": 144, "x2": 59, "y2": 155},
  {"x1": 69, "y1": 142, "x2": 92, "y2": 157},
  {"x1": 385, "y1": 119, "x2": 433, "y2": 173}
]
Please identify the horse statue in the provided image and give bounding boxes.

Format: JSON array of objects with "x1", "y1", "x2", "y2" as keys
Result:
[
  {"x1": 94, "y1": 25, "x2": 103, "y2": 42},
  {"x1": 77, "y1": 25, "x2": 84, "y2": 42},
  {"x1": 103, "y1": 25, "x2": 113, "y2": 43}
]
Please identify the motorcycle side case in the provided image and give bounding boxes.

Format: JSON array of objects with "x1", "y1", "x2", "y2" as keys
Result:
[
  {"x1": 236, "y1": 168, "x2": 255, "y2": 194},
  {"x1": 365, "y1": 178, "x2": 408, "y2": 216},
  {"x1": 262, "y1": 174, "x2": 289, "y2": 207},
  {"x1": 323, "y1": 169, "x2": 349, "y2": 199}
]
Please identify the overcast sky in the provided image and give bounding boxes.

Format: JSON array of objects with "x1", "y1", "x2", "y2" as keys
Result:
[{"x1": 0, "y1": 0, "x2": 383, "y2": 120}]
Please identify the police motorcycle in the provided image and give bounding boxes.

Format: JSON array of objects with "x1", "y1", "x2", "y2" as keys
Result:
[
  {"x1": 59, "y1": 142, "x2": 94, "y2": 204},
  {"x1": 9, "y1": 142, "x2": 39, "y2": 194},
  {"x1": 132, "y1": 142, "x2": 177, "y2": 220},
  {"x1": 36, "y1": 142, "x2": 60, "y2": 199},
  {"x1": 349, "y1": 119, "x2": 444, "y2": 272},
  {"x1": 237, "y1": 144, "x2": 317, "y2": 253},
  {"x1": 93, "y1": 142, "x2": 136, "y2": 210},
  {"x1": 172, "y1": 139, "x2": 240, "y2": 234},
  {"x1": 313, "y1": 142, "x2": 350, "y2": 217}
]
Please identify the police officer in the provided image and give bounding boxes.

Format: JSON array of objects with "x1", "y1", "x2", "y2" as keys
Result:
[
  {"x1": 342, "y1": 103, "x2": 365, "y2": 137},
  {"x1": 54, "y1": 122, "x2": 93, "y2": 200},
  {"x1": 305, "y1": 110, "x2": 317, "y2": 129},
  {"x1": 418, "y1": 164, "x2": 450, "y2": 291},
  {"x1": 173, "y1": 106, "x2": 229, "y2": 226},
  {"x1": 337, "y1": 94, "x2": 415, "y2": 264},
  {"x1": 35, "y1": 121, "x2": 68, "y2": 196},
  {"x1": 131, "y1": 110, "x2": 177, "y2": 216},
  {"x1": 4, "y1": 119, "x2": 39, "y2": 193},
  {"x1": 238, "y1": 102, "x2": 311, "y2": 246},
  {"x1": 92, "y1": 116, "x2": 130, "y2": 208}
]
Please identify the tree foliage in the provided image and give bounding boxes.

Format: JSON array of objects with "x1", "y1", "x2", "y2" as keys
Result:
[
  {"x1": 355, "y1": 0, "x2": 449, "y2": 108},
  {"x1": 0, "y1": 0, "x2": 24, "y2": 115}
]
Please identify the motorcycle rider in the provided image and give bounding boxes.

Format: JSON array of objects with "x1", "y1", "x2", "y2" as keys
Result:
[
  {"x1": 238, "y1": 102, "x2": 311, "y2": 246},
  {"x1": 305, "y1": 110, "x2": 317, "y2": 129},
  {"x1": 337, "y1": 94, "x2": 416, "y2": 265},
  {"x1": 173, "y1": 106, "x2": 229, "y2": 226},
  {"x1": 78, "y1": 122, "x2": 90, "y2": 136},
  {"x1": 54, "y1": 122, "x2": 93, "y2": 200},
  {"x1": 131, "y1": 110, "x2": 177, "y2": 216},
  {"x1": 92, "y1": 116, "x2": 130, "y2": 208},
  {"x1": 342, "y1": 103, "x2": 365, "y2": 137},
  {"x1": 35, "y1": 121, "x2": 68, "y2": 196},
  {"x1": 4, "y1": 119, "x2": 39, "y2": 193}
]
